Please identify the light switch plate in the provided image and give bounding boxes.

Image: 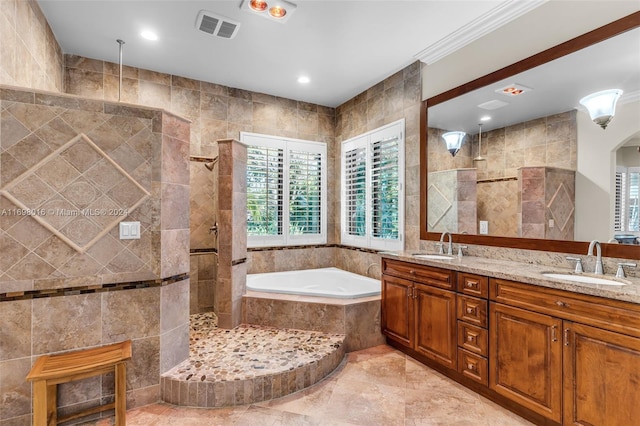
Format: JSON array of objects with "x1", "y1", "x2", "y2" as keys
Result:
[
  {"x1": 119, "y1": 221, "x2": 141, "y2": 239},
  {"x1": 479, "y1": 220, "x2": 489, "y2": 235}
]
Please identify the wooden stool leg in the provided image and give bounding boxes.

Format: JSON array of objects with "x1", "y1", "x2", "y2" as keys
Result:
[
  {"x1": 32, "y1": 380, "x2": 57, "y2": 426},
  {"x1": 114, "y1": 362, "x2": 127, "y2": 426}
]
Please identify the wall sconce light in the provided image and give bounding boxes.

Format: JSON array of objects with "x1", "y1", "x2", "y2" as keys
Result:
[
  {"x1": 579, "y1": 89, "x2": 623, "y2": 129},
  {"x1": 442, "y1": 131, "x2": 466, "y2": 157},
  {"x1": 241, "y1": 0, "x2": 297, "y2": 22}
]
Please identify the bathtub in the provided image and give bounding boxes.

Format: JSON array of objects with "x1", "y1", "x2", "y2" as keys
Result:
[{"x1": 246, "y1": 267, "x2": 380, "y2": 299}]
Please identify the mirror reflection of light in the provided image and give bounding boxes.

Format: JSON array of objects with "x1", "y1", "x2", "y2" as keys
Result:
[{"x1": 442, "y1": 131, "x2": 466, "y2": 157}]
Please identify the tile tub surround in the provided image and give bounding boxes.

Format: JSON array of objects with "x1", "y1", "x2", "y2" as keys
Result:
[
  {"x1": 0, "y1": 86, "x2": 191, "y2": 425},
  {"x1": 243, "y1": 290, "x2": 385, "y2": 353},
  {"x1": 161, "y1": 313, "x2": 345, "y2": 408}
]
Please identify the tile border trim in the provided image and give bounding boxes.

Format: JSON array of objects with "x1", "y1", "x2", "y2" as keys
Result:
[{"x1": 0, "y1": 273, "x2": 189, "y2": 302}]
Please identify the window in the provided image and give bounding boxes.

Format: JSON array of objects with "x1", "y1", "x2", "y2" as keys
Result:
[
  {"x1": 341, "y1": 119, "x2": 404, "y2": 250},
  {"x1": 242, "y1": 132, "x2": 326, "y2": 247},
  {"x1": 615, "y1": 166, "x2": 640, "y2": 233}
]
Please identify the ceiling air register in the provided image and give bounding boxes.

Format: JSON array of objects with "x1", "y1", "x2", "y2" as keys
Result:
[{"x1": 195, "y1": 10, "x2": 241, "y2": 39}]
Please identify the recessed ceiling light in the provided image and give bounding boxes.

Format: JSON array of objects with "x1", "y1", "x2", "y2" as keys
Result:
[
  {"x1": 141, "y1": 30, "x2": 158, "y2": 41},
  {"x1": 480, "y1": 116, "x2": 491, "y2": 122},
  {"x1": 297, "y1": 76, "x2": 310, "y2": 84}
]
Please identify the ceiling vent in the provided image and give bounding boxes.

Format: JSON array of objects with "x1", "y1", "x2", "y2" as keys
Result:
[{"x1": 196, "y1": 10, "x2": 241, "y2": 39}]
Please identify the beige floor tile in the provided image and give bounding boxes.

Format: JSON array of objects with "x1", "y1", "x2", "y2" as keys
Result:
[{"x1": 84, "y1": 345, "x2": 534, "y2": 425}]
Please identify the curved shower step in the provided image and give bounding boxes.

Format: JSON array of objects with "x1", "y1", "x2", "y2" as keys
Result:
[{"x1": 160, "y1": 313, "x2": 345, "y2": 407}]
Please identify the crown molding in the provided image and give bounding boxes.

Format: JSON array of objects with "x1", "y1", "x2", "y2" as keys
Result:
[{"x1": 414, "y1": 0, "x2": 548, "y2": 65}]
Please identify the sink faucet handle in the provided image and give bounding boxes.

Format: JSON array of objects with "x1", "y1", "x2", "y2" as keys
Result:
[
  {"x1": 616, "y1": 262, "x2": 637, "y2": 278},
  {"x1": 566, "y1": 257, "x2": 583, "y2": 273},
  {"x1": 457, "y1": 245, "x2": 468, "y2": 258},
  {"x1": 435, "y1": 243, "x2": 444, "y2": 254}
]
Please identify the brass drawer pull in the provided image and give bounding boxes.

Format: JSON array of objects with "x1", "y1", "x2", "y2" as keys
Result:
[
  {"x1": 467, "y1": 335, "x2": 475, "y2": 342},
  {"x1": 467, "y1": 363, "x2": 475, "y2": 370},
  {"x1": 555, "y1": 300, "x2": 569, "y2": 307},
  {"x1": 551, "y1": 326, "x2": 558, "y2": 342},
  {"x1": 466, "y1": 281, "x2": 477, "y2": 288},
  {"x1": 466, "y1": 307, "x2": 475, "y2": 314}
]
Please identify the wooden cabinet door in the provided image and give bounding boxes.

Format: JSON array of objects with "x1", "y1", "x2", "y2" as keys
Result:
[
  {"x1": 381, "y1": 274, "x2": 414, "y2": 348},
  {"x1": 414, "y1": 283, "x2": 457, "y2": 369},
  {"x1": 564, "y1": 322, "x2": 640, "y2": 426},
  {"x1": 490, "y1": 303, "x2": 562, "y2": 423}
]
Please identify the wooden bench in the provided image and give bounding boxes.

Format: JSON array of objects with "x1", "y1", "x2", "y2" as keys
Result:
[{"x1": 26, "y1": 340, "x2": 132, "y2": 426}]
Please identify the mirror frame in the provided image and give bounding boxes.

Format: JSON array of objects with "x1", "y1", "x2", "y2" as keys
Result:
[{"x1": 420, "y1": 11, "x2": 640, "y2": 260}]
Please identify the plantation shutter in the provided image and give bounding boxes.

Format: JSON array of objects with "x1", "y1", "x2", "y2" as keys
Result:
[
  {"x1": 340, "y1": 119, "x2": 404, "y2": 250},
  {"x1": 344, "y1": 143, "x2": 367, "y2": 237},
  {"x1": 289, "y1": 150, "x2": 322, "y2": 235},
  {"x1": 247, "y1": 146, "x2": 284, "y2": 236},
  {"x1": 371, "y1": 135, "x2": 400, "y2": 240},
  {"x1": 615, "y1": 169, "x2": 625, "y2": 231},
  {"x1": 628, "y1": 169, "x2": 640, "y2": 232}
]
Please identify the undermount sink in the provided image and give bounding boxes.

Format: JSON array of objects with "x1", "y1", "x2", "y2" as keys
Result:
[
  {"x1": 542, "y1": 273, "x2": 627, "y2": 286},
  {"x1": 412, "y1": 254, "x2": 455, "y2": 260}
]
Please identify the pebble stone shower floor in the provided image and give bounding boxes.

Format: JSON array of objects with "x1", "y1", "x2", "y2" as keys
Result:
[{"x1": 165, "y1": 313, "x2": 345, "y2": 383}]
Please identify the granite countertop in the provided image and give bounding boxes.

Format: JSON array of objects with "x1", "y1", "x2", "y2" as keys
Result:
[{"x1": 381, "y1": 251, "x2": 640, "y2": 305}]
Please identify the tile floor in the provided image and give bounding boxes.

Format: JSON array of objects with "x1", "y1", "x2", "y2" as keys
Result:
[{"x1": 93, "y1": 345, "x2": 533, "y2": 425}]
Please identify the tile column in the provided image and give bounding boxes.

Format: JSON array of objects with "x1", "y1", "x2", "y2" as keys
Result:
[{"x1": 215, "y1": 139, "x2": 247, "y2": 329}]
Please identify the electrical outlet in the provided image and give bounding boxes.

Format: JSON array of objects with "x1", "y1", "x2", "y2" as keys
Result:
[
  {"x1": 549, "y1": 219, "x2": 555, "y2": 228},
  {"x1": 479, "y1": 221, "x2": 489, "y2": 235}
]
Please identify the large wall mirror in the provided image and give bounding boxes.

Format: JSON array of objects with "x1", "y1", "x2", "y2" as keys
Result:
[{"x1": 420, "y1": 12, "x2": 640, "y2": 259}]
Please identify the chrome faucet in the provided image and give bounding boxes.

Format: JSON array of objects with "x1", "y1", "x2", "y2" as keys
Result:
[
  {"x1": 440, "y1": 232, "x2": 453, "y2": 255},
  {"x1": 587, "y1": 240, "x2": 604, "y2": 275}
]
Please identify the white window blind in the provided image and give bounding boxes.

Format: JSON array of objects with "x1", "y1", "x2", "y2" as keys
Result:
[
  {"x1": 341, "y1": 119, "x2": 404, "y2": 251},
  {"x1": 242, "y1": 133, "x2": 326, "y2": 247}
]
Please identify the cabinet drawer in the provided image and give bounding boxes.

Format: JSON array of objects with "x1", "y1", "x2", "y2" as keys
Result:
[
  {"x1": 490, "y1": 278, "x2": 640, "y2": 338},
  {"x1": 457, "y1": 348, "x2": 488, "y2": 386},
  {"x1": 382, "y1": 258, "x2": 455, "y2": 290},
  {"x1": 457, "y1": 321, "x2": 488, "y2": 356},
  {"x1": 457, "y1": 295, "x2": 488, "y2": 327},
  {"x1": 457, "y1": 272, "x2": 488, "y2": 298}
]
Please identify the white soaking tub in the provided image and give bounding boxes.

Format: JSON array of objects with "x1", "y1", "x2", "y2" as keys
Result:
[{"x1": 246, "y1": 267, "x2": 380, "y2": 299}]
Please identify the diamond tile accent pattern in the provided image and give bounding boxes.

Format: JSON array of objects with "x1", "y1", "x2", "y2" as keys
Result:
[{"x1": 2, "y1": 134, "x2": 150, "y2": 253}]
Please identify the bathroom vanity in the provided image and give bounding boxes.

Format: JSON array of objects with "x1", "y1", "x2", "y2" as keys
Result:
[{"x1": 380, "y1": 253, "x2": 640, "y2": 426}]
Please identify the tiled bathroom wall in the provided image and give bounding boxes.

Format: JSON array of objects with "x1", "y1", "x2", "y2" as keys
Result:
[
  {"x1": 428, "y1": 168, "x2": 478, "y2": 235},
  {"x1": 64, "y1": 54, "x2": 338, "y2": 307},
  {"x1": 519, "y1": 166, "x2": 576, "y2": 240},
  {"x1": 0, "y1": 0, "x2": 64, "y2": 92},
  {"x1": 0, "y1": 86, "x2": 191, "y2": 424}
]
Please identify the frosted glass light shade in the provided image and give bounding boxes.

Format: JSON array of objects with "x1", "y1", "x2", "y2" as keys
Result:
[
  {"x1": 579, "y1": 89, "x2": 623, "y2": 129},
  {"x1": 442, "y1": 131, "x2": 466, "y2": 157}
]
